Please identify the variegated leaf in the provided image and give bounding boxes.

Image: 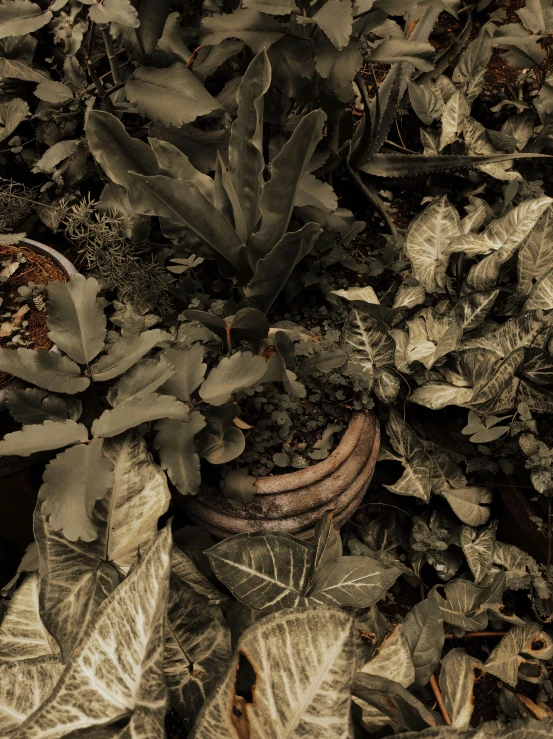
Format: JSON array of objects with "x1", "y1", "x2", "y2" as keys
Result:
[
  {"x1": 461, "y1": 521, "x2": 498, "y2": 585},
  {"x1": 35, "y1": 433, "x2": 170, "y2": 661},
  {"x1": 0, "y1": 574, "x2": 59, "y2": 662},
  {"x1": 429, "y1": 572, "x2": 505, "y2": 632},
  {"x1": 518, "y1": 207, "x2": 553, "y2": 295},
  {"x1": 442, "y1": 486, "x2": 492, "y2": 526},
  {"x1": 15, "y1": 527, "x2": 172, "y2": 738},
  {"x1": 359, "y1": 625, "x2": 415, "y2": 688},
  {"x1": 206, "y1": 532, "x2": 312, "y2": 612},
  {"x1": 450, "y1": 290, "x2": 499, "y2": 331},
  {"x1": 405, "y1": 310, "x2": 463, "y2": 370},
  {"x1": 408, "y1": 383, "x2": 473, "y2": 410},
  {"x1": 189, "y1": 607, "x2": 357, "y2": 739},
  {"x1": 525, "y1": 269, "x2": 553, "y2": 311},
  {"x1": 439, "y1": 649, "x2": 482, "y2": 728},
  {"x1": 404, "y1": 197, "x2": 461, "y2": 293},
  {"x1": 165, "y1": 561, "x2": 231, "y2": 730},
  {"x1": 403, "y1": 599, "x2": 444, "y2": 690},
  {"x1": 460, "y1": 311, "x2": 546, "y2": 360},
  {"x1": 0, "y1": 657, "x2": 63, "y2": 734},
  {"x1": 308, "y1": 556, "x2": 401, "y2": 608},
  {"x1": 439, "y1": 90, "x2": 470, "y2": 150},
  {"x1": 484, "y1": 624, "x2": 553, "y2": 687},
  {"x1": 384, "y1": 410, "x2": 433, "y2": 502}
]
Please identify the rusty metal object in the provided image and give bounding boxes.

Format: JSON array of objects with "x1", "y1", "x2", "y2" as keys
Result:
[{"x1": 182, "y1": 411, "x2": 380, "y2": 540}]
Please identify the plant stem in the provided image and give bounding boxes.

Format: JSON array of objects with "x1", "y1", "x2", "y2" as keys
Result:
[
  {"x1": 78, "y1": 51, "x2": 116, "y2": 115},
  {"x1": 100, "y1": 26, "x2": 123, "y2": 85},
  {"x1": 444, "y1": 631, "x2": 508, "y2": 639},
  {"x1": 346, "y1": 162, "x2": 398, "y2": 239},
  {"x1": 429, "y1": 674, "x2": 451, "y2": 725}
]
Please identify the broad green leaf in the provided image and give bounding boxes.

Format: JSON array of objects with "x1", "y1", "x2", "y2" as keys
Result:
[
  {"x1": 312, "y1": 0, "x2": 353, "y2": 51},
  {"x1": 309, "y1": 511, "x2": 343, "y2": 579},
  {"x1": 229, "y1": 50, "x2": 271, "y2": 234},
  {"x1": 353, "y1": 673, "x2": 436, "y2": 732},
  {"x1": 384, "y1": 409, "x2": 433, "y2": 502},
  {"x1": 149, "y1": 138, "x2": 214, "y2": 199},
  {"x1": 450, "y1": 290, "x2": 499, "y2": 331},
  {"x1": 0, "y1": 1, "x2": 52, "y2": 40},
  {"x1": 199, "y1": 351, "x2": 268, "y2": 405},
  {"x1": 0, "y1": 98, "x2": 28, "y2": 142},
  {"x1": 453, "y1": 27, "x2": 493, "y2": 103},
  {"x1": 429, "y1": 572, "x2": 505, "y2": 632},
  {"x1": 16, "y1": 527, "x2": 172, "y2": 738},
  {"x1": 161, "y1": 344, "x2": 206, "y2": 401},
  {"x1": 439, "y1": 649, "x2": 481, "y2": 728},
  {"x1": 333, "y1": 286, "x2": 379, "y2": 305},
  {"x1": 4, "y1": 387, "x2": 81, "y2": 424},
  {"x1": 126, "y1": 173, "x2": 249, "y2": 279},
  {"x1": 91, "y1": 329, "x2": 171, "y2": 382},
  {"x1": 126, "y1": 63, "x2": 221, "y2": 127},
  {"x1": 439, "y1": 90, "x2": 470, "y2": 150},
  {"x1": 403, "y1": 599, "x2": 444, "y2": 690},
  {"x1": 359, "y1": 625, "x2": 415, "y2": 688},
  {"x1": 46, "y1": 274, "x2": 106, "y2": 365},
  {"x1": 85, "y1": 111, "x2": 162, "y2": 190},
  {"x1": 108, "y1": 356, "x2": 175, "y2": 405},
  {"x1": 242, "y1": 0, "x2": 296, "y2": 11},
  {"x1": 189, "y1": 606, "x2": 356, "y2": 739},
  {"x1": 369, "y1": 38, "x2": 435, "y2": 71},
  {"x1": 460, "y1": 311, "x2": 546, "y2": 360},
  {"x1": 245, "y1": 222, "x2": 322, "y2": 313},
  {"x1": 0, "y1": 573, "x2": 59, "y2": 662},
  {"x1": 484, "y1": 623, "x2": 553, "y2": 686},
  {"x1": 518, "y1": 207, "x2": 553, "y2": 295},
  {"x1": 308, "y1": 556, "x2": 401, "y2": 608},
  {"x1": 197, "y1": 411, "x2": 245, "y2": 464},
  {"x1": 88, "y1": 0, "x2": 139, "y2": 26},
  {"x1": 0, "y1": 419, "x2": 88, "y2": 457},
  {"x1": 206, "y1": 532, "x2": 313, "y2": 612},
  {"x1": 36, "y1": 433, "x2": 170, "y2": 660},
  {"x1": 154, "y1": 413, "x2": 206, "y2": 496},
  {"x1": 92, "y1": 393, "x2": 190, "y2": 438},
  {"x1": 442, "y1": 486, "x2": 492, "y2": 526},
  {"x1": 517, "y1": 0, "x2": 553, "y2": 33},
  {"x1": 199, "y1": 9, "x2": 285, "y2": 52},
  {"x1": 38, "y1": 438, "x2": 114, "y2": 543},
  {"x1": 463, "y1": 197, "x2": 553, "y2": 289},
  {"x1": 315, "y1": 37, "x2": 362, "y2": 98},
  {"x1": 34, "y1": 80, "x2": 73, "y2": 103},
  {"x1": 249, "y1": 109, "x2": 326, "y2": 258},
  {"x1": 460, "y1": 521, "x2": 497, "y2": 585},
  {"x1": 404, "y1": 196, "x2": 461, "y2": 293},
  {"x1": 0, "y1": 657, "x2": 63, "y2": 734},
  {"x1": 136, "y1": 0, "x2": 171, "y2": 54},
  {"x1": 0, "y1": 348, "x2": 89, "y2": 394},
  {"x1": 525, "y1": 269, "x2": 553, "y2": 311},
  {"x1": 408, "y1": 79, "x2": 443, "y2": 125},
  {"x1": 172, "y1": 546, "x2": 226, "y2": 605},
  {"x1": 408, "y1": 383, "x2": 473, "y2": 410},
  {"x1": 165, "y1": 564, "x2": 231, "y2": 729},
  {"x1": 405, "y1": 310, "x2": 463, "y2": 370},
  {"x1": 468, "y1": 349, "x2": 524, "y2": 415}
]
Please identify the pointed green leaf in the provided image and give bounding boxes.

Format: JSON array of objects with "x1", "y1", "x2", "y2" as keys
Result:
[
  {"x1": 384, "y1": 409, "x2": 433, "y2": 502},
  {"x1": 312, "y1": 0, "x2": 353, "y2": 51},
  {"x1": 429, "y1": 573, "x2": 505, "y2": 632},
  {"x1": 484, "y1": 624, "x2": 553, "y2": 686},
  {"x1": 353, "y1": 673, "x2": 436, "y2": 732},
  {"x1": 308, "y1": 556, "x2": 401, "y2": 608},
  {"x1": 46, "y1": 274, "x2": 106, "y2": 365},
  {"x1": 403, "y1": 599, "x2": 444, "y2": 690},
  {"x1": 461, "y1": 521, "x2": 497, "y2": 585},
  {"x1": 199, "y1": 9, "x2": 285, "y2": 52},
  {"x1": 359, "y1": 624, "x2": 415, "y2": 688},
  {"x1": 439, "y1": 649, "x2": 481, "y2": 728},
  {"x1": 0, "y1": 348, "x2": 88, "y2": 394},
  {"x1": 518, "y1": 207, "x2": 553, "y2": 295},
  {"x1": 442, "y1": 486, "x2": 492, "y2": 526},
  {"x1": 439, "y1": 90, "x2": 470, "y2": 150}
]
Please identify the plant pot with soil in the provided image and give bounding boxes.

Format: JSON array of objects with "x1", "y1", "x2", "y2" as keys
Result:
[{"x1": 0, "y1": 237, "x2": 77, "y2": 411}]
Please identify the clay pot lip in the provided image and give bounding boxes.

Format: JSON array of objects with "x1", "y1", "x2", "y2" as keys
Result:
[{"x1": 0, "y1": 238, "x2": 78, "y2": 411}]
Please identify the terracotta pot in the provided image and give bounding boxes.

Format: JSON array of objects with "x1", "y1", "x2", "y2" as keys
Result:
[
  {"x1": 182, "y1": 411, "x2": 380, "y2": 540},
  {"x1": 0, "y1": 238, "x2": 77, "y2": 411}
]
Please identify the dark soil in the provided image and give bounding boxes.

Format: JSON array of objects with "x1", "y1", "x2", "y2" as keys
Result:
[{"x1": 0, "y1": 245, "x2": 67, "y2": 389}]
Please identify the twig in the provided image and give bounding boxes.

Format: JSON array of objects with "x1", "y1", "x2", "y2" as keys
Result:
[
  {"x1": 444, "y1": 631, "x2": 508, "y2": 640},
  {"x1": 186, "y1": 46, "x2": 203, "y2": 69},
  {"x1": 429, "y1": 674, "x2": 451, "y2": 725},
  {"x1": 346, "y1": 162, "x2": 398, "y2": 239},
  {"x1": 100, "y1": 25, "x2": 123, "y2": 85},
  {"x1": 77, "y1": 51, "x2": 116, "y2": 115}
]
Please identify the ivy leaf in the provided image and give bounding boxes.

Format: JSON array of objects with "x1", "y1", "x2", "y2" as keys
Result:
[
  {"x1": 161, "y1": 344, "x2": 206, "y2": 401},
  {"x1": 46, "y1": 274, "x2": 106, "y2": 365},
  {"x1": 0, "y1": 573, "x2": 59, "y2": 662},
  {"x1": 312, "y1": 0, "x2": 353, "y2": 51},
  {"x1": 0, "y1": 657, "x2": 63, "y2": 735},
  {"x1": 461, "y1": 521, "x2": 498, "y2": 584},
  {"x1": 484, "y1": 624, "x2": 553, "y2": 686},
  {"x1": 206, "y1": 532, "x2": 313, "y2": 612},
  {"x1": 88, "y1": 0, "x2": 139, "y2": 26},
  {"x1": 518, "y1": 207, "x2": 553, "y2": 295},
  {"x1": 38, "y1": 438, "x2": 114, "y2": 542},
  {"x1": 189, "y1": 606, "x2": 356, "y2": 739},
  {"x1": 199, "y1": 351, "x2": 268, "y2": 406},
  {"x1": 0, "y1": 348, "x2": 88, "y2": 394},
  {"x1": 0, "y1": 419, "x2": 88, "y2": 457},
  {"x1": 126, "y1": 63, "x2": 221, "y2": 127},
  {"x1": 35, "y1": 433, "x2": 170, "y2": 660},
  {"x1": 384, "y1": 409, "x2": 433, "y2": 502},
  {"x1": 92, "y1": 393, "x2": 190, "y2": 438},
  {"x1": 308, "y1": 556, "x2": 401, "y2": 608},
  {"x1": 4, "y1": 387, "x2": 81, "y2": 424},
  {"x1": 91, "y1": 329, "x2": 171, "y2": 382},
  {"x1": 403, "y1": 599, "x2": 444, "y2": 690},
  {"x1": 199, "y1": 9, "x2": 286, "y2": 52},
  {"x1": 439, "y1": 649, "x2": 482, "y2": 728},
  {"x1": 442, "y1": 486, "x2": 492, "y2": 526},
  {"x1": 108, "y1": 356, "x2": 176, "y2": 405},
  {"x1": 16, "y1": 527, "x2": 172, "y2": 738},
  {"x1": 0, "y1": 1, "x2": 52, "y2": 40},
  {"x1": 165, "y1": 562, "x2": 231, "y2": 729},
  {"x1": 352, "y1": 673, "x2": 436, "y2": 732},
  {"x1": 154, "y1": 413, "x2": 206, "y2": 496},
  {"x1": 404, "y1": 196, "x2": 461, "y2": 293}
]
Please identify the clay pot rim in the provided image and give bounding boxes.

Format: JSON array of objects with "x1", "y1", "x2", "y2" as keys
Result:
[{"x1": 0, "y1": 238, "x2": 77, "y2": 411}]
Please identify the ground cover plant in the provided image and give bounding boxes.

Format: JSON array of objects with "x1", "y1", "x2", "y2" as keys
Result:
[{"x1": 3, "y1": 0, "x2": 553, "y2": 736}]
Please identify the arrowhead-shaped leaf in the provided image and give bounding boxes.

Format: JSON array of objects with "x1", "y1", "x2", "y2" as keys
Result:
[
  {"x1": 439, "y1": 648, "x2": 481, "y2": 728},
  {"x1": 308, "y1": 556, "x2": 401, "y2": 608},
  {"x1": 484, "y1": 624, "x2": 553, "y2": 686}
]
